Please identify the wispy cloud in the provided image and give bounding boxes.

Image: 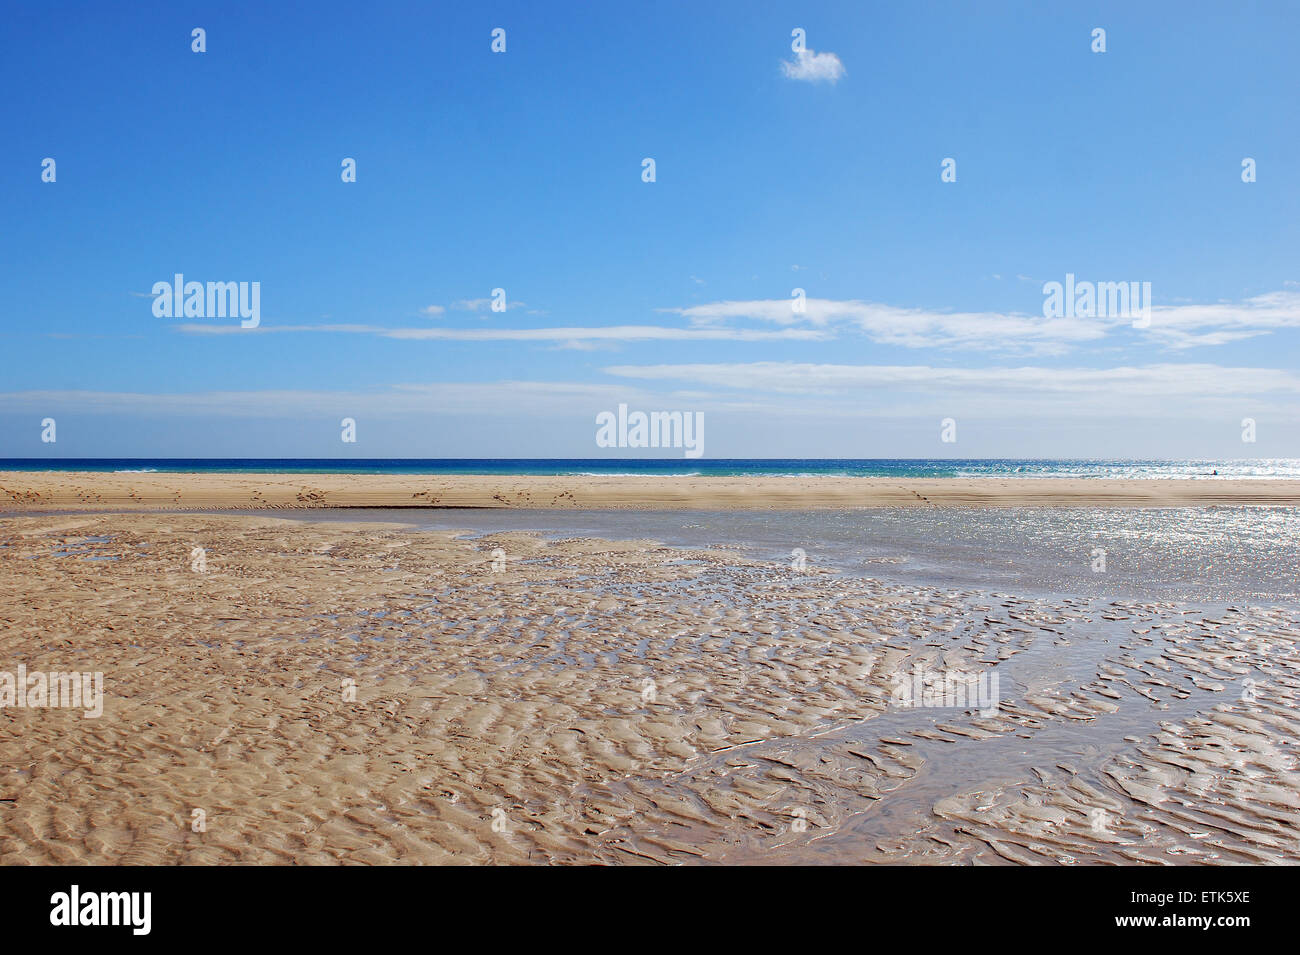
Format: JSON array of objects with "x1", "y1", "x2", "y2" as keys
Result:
[
  {"x1": 452, "y1": 297, "x2": 527, "y2": 313},
  {"x1": 1146, "y1": 291, "x2": 1300, "y2": 348},
  {"x1": 604, "y1": 361, "x2": 1300, "y2": 396},
  {"x1": 662, "y1": 298, "x2": 1104, "y2": 354},
  {"x1": 662, "y1": 289, "x2": 1300, "y2": 353},
  {"x1": 175, "y1": 323, "x2": 379, "y2": 335},
  {"x1": 0, "y1": 382, "x2": 653, "y2": 418},
  {"x1": 382, "y1": 325, "x2": 823, "y2": 343},
  {"x1": 8, "y1": 363, "x2": 1297, "y2": 425},
  {"x1": 174, "y1": 323, "x2": 828, "y2": 343},
  {"x1": 175, "y1": 323, "x2": 821, "y2": 345},
  {"x1": 601, "y1": 361, "x2": 1300, "y2": 417},
  {"x1": 413, "y1": 299, "x2": 527, "y2": 317},
  {"x1": 170, "y1": 289, "x2": 1300, "y2": 355}
]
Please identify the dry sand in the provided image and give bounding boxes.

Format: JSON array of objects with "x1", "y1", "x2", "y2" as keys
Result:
[
  {"x1": 3, "y1": 471, "x2": 1300, "y2": 510},
  {"x1": 2, "y1": 511, "x2": 1297, "y2": 865}
]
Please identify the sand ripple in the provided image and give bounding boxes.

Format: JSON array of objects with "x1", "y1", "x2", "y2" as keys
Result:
[{"x1": 1, "y1": 513, "x2": 1297, "y2": 864}]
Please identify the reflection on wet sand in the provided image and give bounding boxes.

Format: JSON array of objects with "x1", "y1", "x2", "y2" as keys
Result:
[{"x1": 1, "y1": 512, "x2": 1296, "y2": 864}]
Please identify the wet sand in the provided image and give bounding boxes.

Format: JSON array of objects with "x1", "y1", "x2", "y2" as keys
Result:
[
  {"x1": 4, "y1": 471, "x2": 1300, "y2": 510},
  {"x1": 1, "y1": 511, "x2": 1297, "y2": 865}
]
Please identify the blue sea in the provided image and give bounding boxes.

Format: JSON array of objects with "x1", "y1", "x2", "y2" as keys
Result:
[{"x1": 2, "y1": 458, "x2": 1299, "y2": 479}]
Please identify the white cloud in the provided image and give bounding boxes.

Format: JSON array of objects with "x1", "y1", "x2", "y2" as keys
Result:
[
  {"x1": 175, "y1": 323, "x2": 829, "y2": 343},
  {"x1": 601, "y1": 361, "x2": 1300, "y2": 417},
  {"x1": 420, "y1": 305, "x2": 445, "y2": 317},
  {"x1": 1146, "y1": 291, "x2": 1300, "y2": 348},
  {"x1": 175, "y1": 323, "x2": 378, "y2": 335},
  {"x1": 168, "y1": 289, "x2": 1300, "y2": 355},
  {"x1": 662, "y1": 298, "x2": 1105, "y2": 354},
  {"x1": 9, "y1": 363, "x2": 1298, "y2": 426},
  {"x1": 0, "y1": 382, "x2": 653, "y2": 419},
  {"x1": 780, "y1": 49, "x2": 845, "y2": 84},
  {"x1": 662, "y1": 289, "x2": 1300, "y2": 353},
  {"x1": 452, "y1": 298, "x2": 527, "y2": 313},
  {"x1": 604, "y1": 360, "x2": 1300, "y2": 394},
  {"x1": 382, "y1": 325, "x2": 824, "y2": 343}
]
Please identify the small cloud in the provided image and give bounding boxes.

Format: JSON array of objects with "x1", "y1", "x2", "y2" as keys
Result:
[
  {"x1": 552, "y1": 339, "x2": 612, "y2": 352},
  {"x1": 780, "y1": 49, "x2": 844, "y2": 84},
  {"x1": 453, "y1": 298, "x2": 527, "y2": 313},
  {"x1": 791, "y1": 265, "x2": 805, "y2": 272},
  {"x1": 690, "y1": 275, "x2": 706, "y2": 286},
  {"x1": 420, "y1": 305, "x2": 445, "y2": 317}
]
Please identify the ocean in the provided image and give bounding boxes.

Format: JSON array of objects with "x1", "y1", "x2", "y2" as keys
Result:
[{"x1": 3, "y1": 457, "x2": 1300, "y2": 478}]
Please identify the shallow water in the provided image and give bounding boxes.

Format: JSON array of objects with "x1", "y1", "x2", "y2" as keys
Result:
[
  {"x1": 257, "y1": 506, "x2": 1300, "y2": 863},
  {"x1": 243, "y1": 505, "x2": 1300, "y2": 606}
]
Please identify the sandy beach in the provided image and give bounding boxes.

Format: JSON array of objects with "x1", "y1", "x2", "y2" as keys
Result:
[
  {"x1": 3, "y1": 471, "x2": 1300, "y2": 510},
  {"x1": 2, "y1": 507, "x2": 1298, "y2": 865}
]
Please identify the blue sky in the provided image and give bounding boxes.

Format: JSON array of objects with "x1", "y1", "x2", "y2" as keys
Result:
[{"x1": 2, "y1": 0, "x2": 1298, "y2": 459}]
